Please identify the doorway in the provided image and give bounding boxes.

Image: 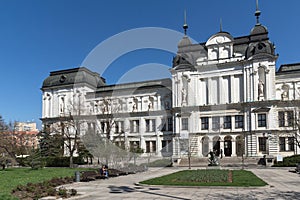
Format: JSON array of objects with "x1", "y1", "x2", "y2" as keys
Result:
[
  {"x1": 213, "y1": 136, "x2": 220, "y2": 156},
  {"x1": 224, "y1": 136, "x2": 232, "y2": 157}
]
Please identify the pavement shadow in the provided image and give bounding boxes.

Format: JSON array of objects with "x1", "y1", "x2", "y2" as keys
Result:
[
  {"x1": 108, "y1": 185, "x2": 191, "y2": 200},
  {"x1": 207, "y1": 190, "x2": 300, "y2": 200}
]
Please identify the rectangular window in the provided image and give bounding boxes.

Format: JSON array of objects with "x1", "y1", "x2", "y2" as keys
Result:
[
  {"x1": 130, "y1": 120, "x2": 139, "y2": 133},
  {"x1": 258, "y1": 114, "x2": 267, "y2": 127},
  {"x1": 279, "y1": 137, "x2": 286, "y2": 151},
  {"x1": 115, "y1": 121, "x2": 124, "y2": 133},
  {"x1": 101, "y1": 121, "x2": 108, "y2": 133},
  {"x1": 161, "y1": 119, "x2": 166, "y2": 131},
  {"x1": 223, "y1": 116, "x2": 232, "y2": 129},
  {"x1": 167, "y1": 117, "x2": 173, "y2": 131},
  {"x1": 146, "y1": 141, "x2": 150, "y2": 153},
  {"x1": 145, "y1": 141, "x2": 156, "y2": 153},
  {"x1": 162, "y1": 140, "x2": 172, "y2": 152},
  {"x1": 145, "y1": 119, "x2": 150, "y2": 132},
  {"x1": 162, "y1": 141, "x2": 167, "y2": 152},
  {"x1": 258, "y1": 137, "x2": 267, "y2": 152},
  {"x1": 288, "y1": 137, "x2": 295, "y2": 151},
  {"x1": 115, "y1": 141, "x2": 125, "y2": 149},
  {"x1": 129, "y1": 141, "x2": 140, "y2": 152},
  {"x1": 145, "y1": 119, "x2": 156, "y2": 132},
  {"x1": 235, "y1": 115, "x2": 244, "y2": 129},
  {"x1": 152, "y1": 120, "x2": 156, "y2": 132},
  {"x1": 201, "y1": 117, "x2": 209, "y2": 130},
  {"x1": 181, "y1": 118, "x2": 188, "y2": 130},
  {"x1": 152, "y1": 141, "x2": 156, "y2": 152},
  {"x1": 212, "y1": 117, "x2": 220, "y2": 130},
  {"x1": 287, "y1": 111, "x2": 294, "y2": 127},
  {"x1": 278, "y1": 111, "x2": 285, "y2": 127}
]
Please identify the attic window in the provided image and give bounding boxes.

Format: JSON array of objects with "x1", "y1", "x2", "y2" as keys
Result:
[{"x1": 59, "y1": 75, "x2": 67, "y2": 83}]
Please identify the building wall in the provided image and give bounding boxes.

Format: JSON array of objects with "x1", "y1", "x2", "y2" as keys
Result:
[{"x1": 41, "y1": 19, "x2": 300, "y2": 160}]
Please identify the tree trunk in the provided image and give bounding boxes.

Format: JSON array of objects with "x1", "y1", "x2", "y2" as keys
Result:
[{"x1": 69, "y1": 155, "x2": 74, "y2": 168}]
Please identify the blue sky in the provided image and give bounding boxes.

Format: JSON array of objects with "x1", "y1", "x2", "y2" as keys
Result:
[{"x1": 0, "y1": 0, "x2": 299, "y2": 128}]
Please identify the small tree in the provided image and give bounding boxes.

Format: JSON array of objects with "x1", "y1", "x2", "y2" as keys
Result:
[{"x1": 39, "y1": 126, "x2": 64, "y2": 157}]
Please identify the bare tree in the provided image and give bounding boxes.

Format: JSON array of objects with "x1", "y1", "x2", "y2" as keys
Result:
[{"x1": 81, "y1": 98, "x2": 130, "y2": 167}]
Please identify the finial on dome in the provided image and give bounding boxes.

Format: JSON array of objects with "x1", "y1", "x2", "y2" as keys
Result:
[
  {"x1": 255, "y1": 0, "x2": 261, "y2": 25},
  {"x1": 219, "y1": 18, "x2": 223, "y2": 32},
  {"x1": 183, "y1": 10, "x2": 188, "y2": 35}
]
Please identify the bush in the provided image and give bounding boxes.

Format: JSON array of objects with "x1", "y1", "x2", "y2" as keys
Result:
[
  {"x1": 44, "y1": 157, "x2": 86, "y2": 167},
  {"x1": 146, "y1": 159, "x2": 173, "y2": 167},
  {"x1": 11, "y1": 177, "x2": 76, "y2": 199},
  {"x1": 18, "y1": 156, "x2": 86, "y2": 168},
  {"x1": 273, "y1": 154, "x2": 300, "y2": 167}
]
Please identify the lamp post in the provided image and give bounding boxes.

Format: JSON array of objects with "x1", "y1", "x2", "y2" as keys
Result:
[
  {"x1": 133, "y1": 142, "x2": 138, "y2": 166},
  {"x1": 176, "y1": 113, "x2": 191, "y2": 169}
]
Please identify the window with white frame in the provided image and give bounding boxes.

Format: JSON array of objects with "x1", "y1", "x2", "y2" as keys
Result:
[
  {"x1": 162, "y1": 140, "x2": 172, "y2": 152},
  {"x1": 130, "y1": 120, "x2": 139, "y2": 133},
  {"x1": 145, "y1": 119, "x2": 156, "y2": 132},
  {"x1": 258, "y1": 137, "x2": 267, "y2": 152},
  {"x1": 258, "y1": 114, "x2": 267, "y2": 127},
  {"x1": 288, "y1": 137, "x2": 295, "y2": 151},
  {"x1": 181, "y1": 118, "x2": 189, "y2": 130},
  {"x1": 279, "y1": 137, "x2": 295, "y2": 151},
  {"x1": 115, "y1": 121, "x2": 124, "y2": 133},
  {"x1": 145, "y1": 141, "x2": 156, "y2": 153},
  {"x1": 212, "y1": 117, "x2": 220, "y2": 130},
  {"x1": 223, "y1": 116, "x2": 232, "y2": 129},
  {"x1": 278, "y1": 111, "x2": 294, "y2": 127},
  {"x1": 235, "y1": 115, "x2": 244, "y2": 129},
  {"x1": 167, "y1": 117, "x2": 173, "y2": 131},
  {"x1": 201, "y1": 117, "x2": 209, "y2": 130}
]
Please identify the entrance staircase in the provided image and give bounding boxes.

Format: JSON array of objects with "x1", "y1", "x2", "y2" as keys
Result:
[{"x1": 177, "y1": 156, "x2": 260, "y2": 168}]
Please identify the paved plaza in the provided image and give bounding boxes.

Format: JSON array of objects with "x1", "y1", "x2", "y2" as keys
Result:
[{"x1": 62, "y1": 167, "x2": 300, "y2": 200}]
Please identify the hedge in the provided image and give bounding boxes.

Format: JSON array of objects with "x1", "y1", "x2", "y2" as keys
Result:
[{"x1": 273, "y1": 154, "x2": 300, "y2": 167}]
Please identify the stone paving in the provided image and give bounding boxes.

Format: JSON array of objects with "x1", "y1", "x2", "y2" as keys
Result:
[{"x1": 62, "y1": 167, "x2": 300, "y2": 200}]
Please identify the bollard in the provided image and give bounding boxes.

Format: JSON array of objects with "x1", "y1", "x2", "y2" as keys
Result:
[{"x1": 75, "y1": 171, "x2": 80, "y2": 182}]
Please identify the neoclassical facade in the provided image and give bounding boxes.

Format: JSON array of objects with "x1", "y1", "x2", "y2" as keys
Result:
[{"x1": 41, "y1": 8, "x2": 300, "y2": 160}]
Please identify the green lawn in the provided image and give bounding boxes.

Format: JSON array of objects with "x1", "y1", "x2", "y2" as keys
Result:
[
  {"x1": 0, "y1": 167, "x2": 90, "y2": 199},
  {"x1": 140, "y1": 169, "x2": 267, "y2": 187}
]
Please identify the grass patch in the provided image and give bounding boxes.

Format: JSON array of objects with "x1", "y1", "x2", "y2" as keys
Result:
[
  {"x1": 140, "y1": 169, "x2": 267, "y2": 187},
  {"x1": 0, "y1": 167, "x2": 90, "y2": 198}
]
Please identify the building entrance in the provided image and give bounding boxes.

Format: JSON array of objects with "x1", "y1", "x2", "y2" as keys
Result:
[{"x1": 224, "y1": 136, "x2": 232, "y2": 157}]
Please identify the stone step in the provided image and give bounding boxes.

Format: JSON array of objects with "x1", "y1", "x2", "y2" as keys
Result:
[{"x1": 178, "y1": 157, "x2": 260, "y2": 167}]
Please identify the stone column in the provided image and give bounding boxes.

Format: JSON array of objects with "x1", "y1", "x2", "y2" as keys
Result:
[
  {"x1": 198, "y1": 136, "x2": 203, "y2": 157},
  {"x1": 231, "y1": 137, "x2": 237, "y2": 157},
  {"x1": 220, "y1": 137, "x2": 224, "y2": 157},
  {"x1": 208, "y1": 78, "x2": 212, "y2": 104},
  {"x1": 230, "y1": 75, "x2": 234, "y2": 103},
  {"x1": 208, "y1": 137, "x2": 213, "y2": 152},
  {"x1": 124, "y1": 119, "x2": 130, "y2": 150}
]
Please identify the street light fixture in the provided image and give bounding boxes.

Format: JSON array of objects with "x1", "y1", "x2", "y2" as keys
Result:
[{"x1": 176, "y1": 113, "x2": 191, "y2": 169}]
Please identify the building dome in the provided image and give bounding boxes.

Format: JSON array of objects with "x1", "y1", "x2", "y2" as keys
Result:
[
  {"x1": 250, "y1": 24, "x2": 268, "y2": 35},
  {"x1": 42, "y1": 67, "x2": 106, "y2": 89},
  {"x1": 178, "y1": 36, "x2": 192, "y2": 47},
  {"x1": 245, "y1": 40, "x2": 275, "y2": 59}
]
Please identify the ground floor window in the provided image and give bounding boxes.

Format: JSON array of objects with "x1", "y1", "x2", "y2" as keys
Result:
[
  {"x1": 279, "y1": 137, "x2": 295, "y2": 151},
  {"x1": 115, "y1": 141, "x2": 125, "y2": 149},
  {"x1": 279, "y1": 137, "x2": 285, "y2": 151},
  {"x1": 129, "y1": 141, "x2": 140, "y2": 152},
  {"x1": 162, "y1": 140, "x2": 172, "y2": 152},
  {"x1": 258, "y1": 137, "x2": 267, "y2": 152},
  {"x1": 145, "y1": 141, "x2": 156, "y2": 153},
  {"x1": 288, "y1": 137, "x2": 295, "y2": 151}
]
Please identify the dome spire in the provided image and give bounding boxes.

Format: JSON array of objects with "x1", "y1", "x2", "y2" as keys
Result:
[
  {"x1": 255, "y1": 0, "x2": 261, "y2": 25},
  {"x1": 183, "y1": 10, "x2": 188, "y2": 35},
  {"x1": 219, "y1": 18, "x2": 223, "y2": 32}
]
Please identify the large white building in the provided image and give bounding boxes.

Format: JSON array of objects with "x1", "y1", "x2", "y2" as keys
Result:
[{"x1": 41, "y1": 6, "x2": 300, "y2": 161}]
